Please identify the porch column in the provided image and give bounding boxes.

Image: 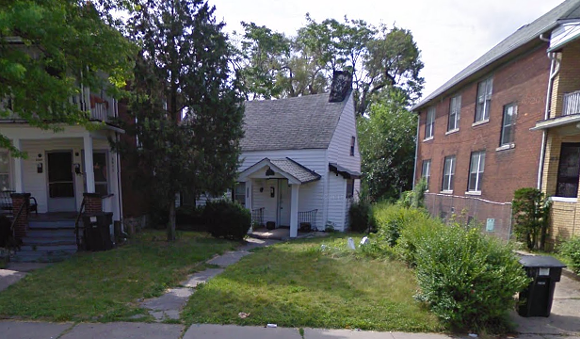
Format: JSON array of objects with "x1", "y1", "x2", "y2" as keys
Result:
[
  {"x1": 13, "y1": 138, "x2": 23, "y2": 193},
  {"x1": 83, "y1": 133, "x2": 95, "y2": 193},
  {"x1": 245, "y1": 180, "x2": 252, "y2": 210},
  {"x1": 290, "y1": 184, "x2": 300, "y2": 238}
]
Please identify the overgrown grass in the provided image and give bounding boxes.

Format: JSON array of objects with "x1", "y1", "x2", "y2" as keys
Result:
[
  {"x1": 182, "y1": 235, "x2": 442, "y2": 332},
  {"x1": 0, "y1": 230, "x2": 236, "y2": 322}
]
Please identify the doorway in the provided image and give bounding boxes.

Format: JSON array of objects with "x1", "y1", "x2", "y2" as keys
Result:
[
  {"x1": 277, "y1": 179, "x2": 291, "y2": 227},
  {"x1": 47, "y1": 151, "x2": 76, "y2": 212}
]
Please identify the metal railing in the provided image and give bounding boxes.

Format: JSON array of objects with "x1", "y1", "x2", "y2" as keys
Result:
[
  {"x1": 74, "y1": 197, "x2": 86, "y2": 250},
  {"x1": 298, "y1": 209, "x2": 318, "y2": 230},
  {"x1": 562, "y1": 90, "x2": 580, "y2": 116},
  {"x1": 251, "y1": 207, "x2": 264, "y2": 227}
]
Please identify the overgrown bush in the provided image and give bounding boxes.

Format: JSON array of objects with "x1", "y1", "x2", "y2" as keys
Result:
[
  {"x1": 176, "y1": 205, "x2": 206, "y2": 231},
  {"x1": 414, "y1": 226, "x2": 529, "y2": 331},
  {"x1": 512, "y1": 188, "x2": 551, "y2": 250},
  {"x1": 203, "y1": 200, "x2": 251, "y2": 240},
  {"x1": 349, "y1": 199, "x2": 375, "y2": 233},
  {"x1": 398, "y1": 178, "x2": 428, "y2": 209},
  {"x1": 560, "y1": 237, "x2": 580, "y2": 274}
]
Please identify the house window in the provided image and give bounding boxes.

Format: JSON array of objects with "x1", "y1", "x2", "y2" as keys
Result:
[
  {"x1": 468, "y1": 151, "x2": 486, "y2": 192},
  {"x1": 500, "y1": 103, "x2": 516, "y2": 146},
  {"x1": 93, "y1": 152, "x2": 108, "y2": 196},
  {"x1": 425, "y1": 107, "x2": 435, "y2": 139},
  {"x1": 475, "y1": 78, "x2": 493, "y2": 123},
  {"x1": 556, "y1": 143, "x2": 580, "y2": 198},
  {"x1": 346, "y1": 179, "x2": 354, "y2": 198},
  {"x1": 350, "y1": 136, "x2": 355, "y2": 156},
  {"x1": 441, "y1": 156, "x2": 455, "y2": 192},
  {"x1": 0, "y1": 152, "x2": 10, "y2": 191},
  {"x1": 448, "y1": 95, "x2": 461, "y2": 131},
  {"x1": 421, "y1": 159, "x2": 431, "y2": 187},
  {"x1": 234, "y1": 182, "x2": 246, "y2": 205}
]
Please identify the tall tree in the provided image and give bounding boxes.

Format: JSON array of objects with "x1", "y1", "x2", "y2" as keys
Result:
[
  {"x1": 357, "y1": 91, "x2": 417, "y2": 201},
  {"x1": 0, "y1": 0, "x2": 136, "y2": 154},
  {"x1": 236, "y1": 15, "x2": 424, "y2": 115},
  {"x1": 112, "y1": 0, "x2": 245, "y2": 241}
]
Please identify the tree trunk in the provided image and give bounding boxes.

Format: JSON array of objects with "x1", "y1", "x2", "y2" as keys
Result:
[{"x1": 167, "y1": 199, "x2": 176, "y2": 241}]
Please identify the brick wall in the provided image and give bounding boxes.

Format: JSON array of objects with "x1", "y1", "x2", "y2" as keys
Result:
[{"x1": 416, "y1": 45, "x2": 551, "y2": 234}]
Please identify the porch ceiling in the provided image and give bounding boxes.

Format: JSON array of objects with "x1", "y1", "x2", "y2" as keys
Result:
[{"x1": 239, "y1": 157, "x2": 321, "y2": 185}]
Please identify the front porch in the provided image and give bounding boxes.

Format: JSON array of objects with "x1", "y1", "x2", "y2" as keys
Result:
[{"x1": 238, "y1": 158, "x2": 322, "y2": 238}]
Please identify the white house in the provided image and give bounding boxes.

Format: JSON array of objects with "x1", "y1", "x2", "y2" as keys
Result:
[
  {"x1": 236, "y1": 72, "x2": 361, "y2": 237},
  {"x1": 0, "y1": 88, "x2": 124, "y2": 223}
]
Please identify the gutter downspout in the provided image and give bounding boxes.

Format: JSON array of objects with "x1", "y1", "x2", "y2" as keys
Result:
[
  {"x1": 412, "y1": 113, "x2": 420, "y2": 189},
  {"x1": 537, "y1": 49, "x2": 560, "y2": 190}
]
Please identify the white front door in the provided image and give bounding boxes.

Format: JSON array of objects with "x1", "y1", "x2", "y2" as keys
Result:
[
  {"x1": 277, "y1": 179, "x2": 291, "y2": 227},
  {"x1": 46, "y1": 151, "x2": 76, "y2": 212}
]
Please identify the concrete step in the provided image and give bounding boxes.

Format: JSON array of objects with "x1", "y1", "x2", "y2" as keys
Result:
[
  {"x1": 20, "y1": 244, "x2": 77, "y2": 252},
  {"x1": 29, "y1": 220, "x2": 76, "y2": 230},
  {"x1": 11, "y1": 250, "x2": 75, "y2": 263},
  {"x1": 23, "y1": 237, "x2": 76, "y2": 246},
  {"x1": 26, "y1": 229, "x2": 76, "y2": 238}
]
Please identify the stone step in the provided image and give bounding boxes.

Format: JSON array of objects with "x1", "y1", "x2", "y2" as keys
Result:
[
  {"x1": 26, "y1": 229, "x2": 76, "y2": 238},
  {"x1": 23, "y1": 237, "x2": 76, "y2": 246},
  {"x1": 29, "y1": 220, "x2": 76, "y2": 230},
  {"x1": 20, "y1": 244, "x2": 77, "y2": 252}
]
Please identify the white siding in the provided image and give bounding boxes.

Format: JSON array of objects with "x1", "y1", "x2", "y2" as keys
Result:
[
  {"x1": 240, "y1": 149, "x2": 326, "y2": 230},
  {"x1": 325, "y1": 92, "x2": 362, "y2": 230},
  {"x1": 326, "y1": 171, "x2": 347, "y2": 231}
]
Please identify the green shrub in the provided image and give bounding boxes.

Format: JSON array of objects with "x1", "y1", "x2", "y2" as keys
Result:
[
  {"x1": 349, "y1": 199, "x2": 375, "y2": 233},
  {"x1": 560, "y1": 237, "x2": 580, "y2": 274},
  {"x1": 203, "y1": 200, "x2": 251, "y2": 240},
  {"x1": 176, "y1": 205, "x2": 206, "y2": 231},
  {"x1": 512, "y1": 188, "x2": 551, "y2": 251},
  {"x1": 414, "y1": 226, "x2": 529, "y2": 331},
  {"x1": 398, "y1": 179, "x2": 428, "y2": 209}
]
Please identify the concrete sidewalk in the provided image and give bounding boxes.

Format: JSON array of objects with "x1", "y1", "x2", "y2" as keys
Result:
[{"x1": 0, "y1": 322, "x2": 456, "y2": 339}]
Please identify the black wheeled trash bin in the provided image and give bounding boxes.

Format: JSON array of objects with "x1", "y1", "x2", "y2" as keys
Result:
[
  {"x1": 82, "y1": 212, "x2": 114, "y2": 251},
  {"x1": 517, "y1": 255, "x2": 566, "y2": 317}
]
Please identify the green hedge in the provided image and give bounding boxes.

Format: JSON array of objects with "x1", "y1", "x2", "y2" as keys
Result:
[
  {"x1": 367, "y1": 204, "x2": 529, "y2": 331},
  {"x1": 203, "y1": 200, "x2": 251, "y2": 241},
  {"x1": 348, "y1": 199, "x2": 375, "y2": 233},
  {"x1": 560, "y1": 237, "x2": 580, "y2": 274}
]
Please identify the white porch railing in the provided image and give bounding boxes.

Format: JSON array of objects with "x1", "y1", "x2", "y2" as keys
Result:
[
  {"x1": 562, "y1": 90, "x2": 580, "y2": 116},
  {"x1": 91, "y1": 102, "x2": 109, "y2": 121}
]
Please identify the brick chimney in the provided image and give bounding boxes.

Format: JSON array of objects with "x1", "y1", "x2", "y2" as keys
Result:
[{"x1": 329, "y1": 71, "x2": 352, "y2": 103}]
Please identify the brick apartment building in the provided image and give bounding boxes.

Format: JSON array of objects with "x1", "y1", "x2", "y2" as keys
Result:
[{"x1": 413, "y1": 0, "x2": 580, "y2": 243}]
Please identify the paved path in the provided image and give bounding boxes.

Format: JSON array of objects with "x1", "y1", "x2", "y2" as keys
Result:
[{"x1": 140, "y1": 237, "x2": 277, "y2": 321}]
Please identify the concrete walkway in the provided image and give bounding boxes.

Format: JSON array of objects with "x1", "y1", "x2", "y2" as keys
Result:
[
  {"x1": 0, "y1": 263, "x2": 50, "y2": 292},
  {"x1": 140, "y1": 237, "x2": 278, "y2": 321}
]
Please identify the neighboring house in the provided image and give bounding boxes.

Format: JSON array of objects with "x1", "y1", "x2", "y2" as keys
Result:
[
  {"x1": 412, "y1": 0, "x2": 580, "y2": 243},
  {"x1": 235, "y1": 72, "x2": 361, "y2": 237}
]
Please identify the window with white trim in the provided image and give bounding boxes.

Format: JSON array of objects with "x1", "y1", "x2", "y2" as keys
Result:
[
  {"x1": 468, "y1": 151, "x2": 486, "y2": 192},
  {"x1": 448, "y1": 95, "x2": 461, "y2": 131},
  {"x1": 421, "y1": 159, "x2": 431, "y2": 187},
  {"x1": 233, "y1": 182, "x2": 246, "y2": 205},
  {"x1": 500, "y1": 103, "x2": 516, "y2": 146},
  {"x1": 346, "y1": 179, "x2": 355, "y2": 198},
  {"x1": 0, "y1": 152, "x2": 10, "y2": 191},
  {"x1": 425, "y1": 107, "x2": 435, "y2": 139},
  {"x1": 475, "y1": 78, "x2": 493, "y2": 123},
  {"x1": 441, "y1": 156, "x2": 455, "y2": 191},
  {"x1": 556, "y1": 143, "x2": 580, "y2": 198}
]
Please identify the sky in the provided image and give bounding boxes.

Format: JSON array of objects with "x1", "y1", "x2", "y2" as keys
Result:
[{"x1": 209, "y1": 0, "x2": 565, "y2": 99}]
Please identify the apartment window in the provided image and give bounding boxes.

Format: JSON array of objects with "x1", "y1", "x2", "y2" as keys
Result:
[
  {"x1": 468, "y1": 151, "x2": 486, "y2": 192},
  {"x1": 346, "y1": 179, "x2": 355, "y2": 198},
  {"x1": 475, "y1": 78, "x2": 493, "y2": 123},
  {"x1": 448, "y1": 95, "x2": 461, "y2": 131},
  {"x1": 425, "y1": 107, "x2": 435, "y2": 139},
  {"x1": 500, "y1": 103, "x2": 516, "y2": 146},
  {"x1": 0, "y1": 152, "x2": 10, "y2": 191},
  {"x1": 421, "y1": 160, "x2": 431, "y2": 187},
  {"x1": 556, "y1": 143, "x2": 580, "y2": 198},
  {"x1": 441, "y1": 156, "x2": 455, "y2": 192},
  {"x1": 350, "y1": 136, "x2": 356, "y2": 156}
]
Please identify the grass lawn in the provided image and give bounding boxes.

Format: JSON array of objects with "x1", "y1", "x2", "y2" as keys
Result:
[
  {"x1": 182, "y1": 235, "x2": 442, "y2": 332},
  {"x1": 0, "y1": 230, "x2": 237, "y2": 322}
]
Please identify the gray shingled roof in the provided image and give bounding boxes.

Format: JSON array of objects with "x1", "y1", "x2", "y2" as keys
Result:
[
  {"x1": 413, "y1": 0, "x2": 580, "y2": 111},
  {"x1": 270, "y1": 158, "x2": 321, "y2": 183},
  {"x1": 240, "y1": 92, "x2": 349, "y2": 151}
]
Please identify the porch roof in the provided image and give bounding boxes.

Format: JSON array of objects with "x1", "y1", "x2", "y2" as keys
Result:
[
  {"x1": 239, "y1": 158, "x2": 321, "y2": 185},
  {"x1": 531, "y1": 113, "x2": 580, "y2": 130}
]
